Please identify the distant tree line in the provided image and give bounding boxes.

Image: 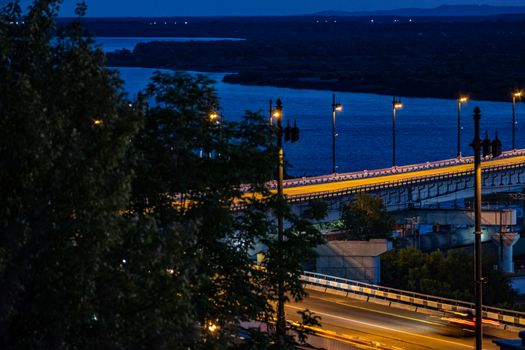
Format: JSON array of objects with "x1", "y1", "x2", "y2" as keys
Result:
[{"x1": 101, "y1": 18, "x2": 525, "y2": 101}]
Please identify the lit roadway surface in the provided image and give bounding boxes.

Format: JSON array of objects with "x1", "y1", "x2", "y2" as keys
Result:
[
  {"x1": 287, "y1": 290, "x2": 518, "y2": 350},
  {"x1": 280, "y1": 155, "x2": 525, "y2": 200}
]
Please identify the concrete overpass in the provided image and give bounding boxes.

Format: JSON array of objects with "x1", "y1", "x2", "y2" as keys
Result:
[{"x1": 275, "y1": 150, "x2": 525, "y2": 213}]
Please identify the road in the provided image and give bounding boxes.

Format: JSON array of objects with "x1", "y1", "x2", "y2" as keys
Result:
[
  {"x1": 288, "y1": 290, "x2": 519, "y2": 349},
  {"x1": 281, "y1": 155, "x2": 525, "y2": 200}
]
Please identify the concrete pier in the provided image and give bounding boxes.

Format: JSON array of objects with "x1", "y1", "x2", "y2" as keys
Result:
[{"x1": 492, "y1": 232, "x2": 520, "y2": 273}]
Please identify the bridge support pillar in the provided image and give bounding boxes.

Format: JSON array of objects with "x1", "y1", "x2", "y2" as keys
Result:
[{"x1": 492, "y1": 232, "x2": 520, "y2": 273}]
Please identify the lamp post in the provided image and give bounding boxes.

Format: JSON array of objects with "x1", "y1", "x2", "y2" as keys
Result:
[
  {"x1": 392, "y1": 96, "x2": 403, "y2": 167},
  {"x1": 208, "y1": 112, "x2": 221, "y2": 158},
  {"x1": 271, "y1": 99, "x2": 286, "y2": 340},
  {"x1": 470, "y1": 106, "x2": 502, "y2": 350},
  {"x1": 269, "y1": 99, "x2": 300, "y2": 342},
  {"x1": 331, "y1": 94, "x2": 343, "y2": 174},
  {"x1": 512, "y1": 90, "x2": 522, "y2": 150},
  {"x1": 457, "y1": 96, "x2": 468, "y2": 158}
]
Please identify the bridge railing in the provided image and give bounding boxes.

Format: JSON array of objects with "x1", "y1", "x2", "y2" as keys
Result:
[
  {"x1": 301, "y1": 271, "x2": 525, "y2": 330},
  {"x1": 272, "y1": 149, "x2": 525, "y2": 190},
  {"x1": 285, "y1": 160, "x2": 525, "y2": 203}
]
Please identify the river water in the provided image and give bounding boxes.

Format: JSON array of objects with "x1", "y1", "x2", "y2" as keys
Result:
[{"x1": 101, "y1": 37, "x2": 524, "y2": 177}]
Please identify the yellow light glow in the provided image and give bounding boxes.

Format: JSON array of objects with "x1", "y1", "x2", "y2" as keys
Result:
[
  {"x1": 209, "y1": 112, "x2": 219, "y2": 121},
  {"x1": 207, "y1": 322, "x2": 218, "y2": 333},
  {"x1": 272, "y1": 110, "x2": 281, "y2": 118},
  {"x1": 335, "y1": 104, "x2": 343, "y2": 112},
  {"x1": 93, "y1": 119, "x2": 103, "y2": 125},
  {"x1": 394, "y1": 102, "x2": 403, "y2": 109},
  {"x1": 459, "y1": 97, "x2": 468, "y2": 103},
  {"x1": 514, "y1": 91, "x2": 523, "y2": 98}
]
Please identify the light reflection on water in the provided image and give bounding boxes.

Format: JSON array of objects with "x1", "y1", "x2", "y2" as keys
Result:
[{"x1": 115, "y1": 66, "x2": 524, "y2": 177}]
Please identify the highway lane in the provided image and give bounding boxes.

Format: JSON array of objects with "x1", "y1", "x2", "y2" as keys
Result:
[
  {"x1": 287, "y1": 289, "x2": 519, "y2": 350},
  {"x1": 281, "y1": 155, "x2": 525, "y2": 199}
]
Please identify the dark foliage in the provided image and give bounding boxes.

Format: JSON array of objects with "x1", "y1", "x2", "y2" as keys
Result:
[
  {"x1": 381, "y1": 248, "x2": 517, "y2": 306},
  {"x1": 91, "y1": 17, "x2": 525, "y2": 101},
  {"x1": 341, "y1": 193, "x2": 394, "y2": 240}
]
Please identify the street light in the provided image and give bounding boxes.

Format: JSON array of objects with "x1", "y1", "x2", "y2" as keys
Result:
[
  {"x1": 470, "y1": 106, "x2": 502, "y2": 350},
  {"x1": 331, "y1": 94, "x2": 343, "y2": 173},
  {"x1": 392, "y1": 96, "x2": 403, "y2": 167},
  {"x1": 512, "y1": 90, "x2": 522, "y2": 150},
  {"x1": 457, "y1": 96, "x2": 468, "y2": 158},
  {"x1": 209, "y1": 112, "x2": 220, "y2": 124},
  {"x1": 269, "y1": 98, "x2": 299, "y2": 343}
]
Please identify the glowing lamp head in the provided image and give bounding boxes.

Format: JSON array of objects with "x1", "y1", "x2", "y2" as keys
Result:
[
  {"x1": 458, "y1": 97, "x2": 468, "y2": 104},
  {"x1": 335, "y1": 103, "x2": 343, "y2": 112},
  {"x1": 93, "y1": 119, "x2": 103, "y2": 125},
  {"x1": 209, "y1": 112, "x2": 219, "y2": 122},
  {"x1": 272, "y1": 109, "x2": 281, "y2": 118},
  {"x1": 207, "y1": 322, "x2": 218, "y2": 333},
  {"x1": 514, "y1": 91, "x2": 523, "y2": 98},
  {"x1": 394, "y1": 101, "x2": 403, "y2": 109}
]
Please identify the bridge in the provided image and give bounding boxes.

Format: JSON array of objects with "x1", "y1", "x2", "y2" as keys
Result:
[{"x1": 274, "y1": 150, "x2": 525, "y2": 213}]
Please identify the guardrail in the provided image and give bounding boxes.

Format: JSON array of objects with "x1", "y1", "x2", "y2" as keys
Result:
[
  {"x1": 301, "y1": 271, "x2": 525, "y2": 331},
  {"x1": 268, "y1": 149, "x2": 525, "y2": 190},
  {"x1": 286, "y1": 160, "x2": 525, "y2": 204}
]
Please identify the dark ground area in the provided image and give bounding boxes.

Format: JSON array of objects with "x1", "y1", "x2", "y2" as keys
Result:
[{"x1": 61, "y1": 16, "x2": 525, "y2": 101}]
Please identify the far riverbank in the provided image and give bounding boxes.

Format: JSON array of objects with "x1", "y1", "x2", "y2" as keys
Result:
[{"x1": 105, "y1": 15, "x2": 525, "y2": 103}]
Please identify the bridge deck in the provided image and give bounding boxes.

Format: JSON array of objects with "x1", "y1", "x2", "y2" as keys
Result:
[{"x1": 280, "y1": 153, "x2": 525, "y2": 201}]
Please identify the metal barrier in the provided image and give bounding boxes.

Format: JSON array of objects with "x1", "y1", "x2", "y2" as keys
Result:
[
  {"x1": 269, "y1": 149, "x2": 525, "y2": 190},
  {"x1": 301, "y1": 271, "x2": 525, "y2": 330}
]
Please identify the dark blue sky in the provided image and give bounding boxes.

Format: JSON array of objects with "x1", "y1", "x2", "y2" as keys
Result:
[{"x1": 19, "y1": 0, "x2": 525, "y2": 16}]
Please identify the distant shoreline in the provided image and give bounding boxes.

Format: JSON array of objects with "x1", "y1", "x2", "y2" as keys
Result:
[
  {"x1": 109, "y1": 63, "x2": 519, "y2": 103},
  {"x1": 99, "y1": 16, "x2": 524, "y2": 104}
]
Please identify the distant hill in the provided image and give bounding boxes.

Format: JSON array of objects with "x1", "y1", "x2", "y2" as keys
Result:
[{"x1": 315, "y1": 5, "x2": 525, "y2": 17}]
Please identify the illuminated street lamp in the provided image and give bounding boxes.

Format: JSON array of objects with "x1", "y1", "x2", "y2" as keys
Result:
[
  {"x1": 331, "y1": 94, "x2": 343, "y2": 173},
  {"x1": 209, "y1": 112, "x2": 220, "y2": 124},
  {"x1": 392, "y1": 96, "x2": 403, "y2": 167},
  {"x1": 457, "y1": 96, "x2": 468, "y2": 158},
  {"x1": 512, "y1": 90, "x2": 522, "y2": 150},
  {"x1": 269, "y1": 98, "x2": 299, "y2": 343}
]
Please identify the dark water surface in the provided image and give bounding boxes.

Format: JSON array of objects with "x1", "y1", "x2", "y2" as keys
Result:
[{"x1": 115, "y1": 66, "x2": 524, "y2": 177}]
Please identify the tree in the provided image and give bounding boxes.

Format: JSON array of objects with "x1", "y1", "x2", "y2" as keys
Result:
[
  {"x1": 341, "y1": 193, "x2": 394, "y2": 240},
  {"x1": 125, "y1": 70, "x2": 323, "y2": 349},
  {"x1": 0, "y1": 1, "x2": 141, "y2": 348},
  {"x1": 381, "y1": 248, "x2": 517, "y2": 306},
  {"x1": 0, "y1": 1, "x2": 324, "y2": 348}
]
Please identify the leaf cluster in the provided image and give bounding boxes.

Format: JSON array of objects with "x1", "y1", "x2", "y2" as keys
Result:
[
  {"x1": 341, "y1": 193, "x2": 394, "y2": 241},
  {"x1": 381, "y1": 248, "x2": 517, "y2": 306},
  {"x1": 0, "y1": 2, "x2": 324, "y2": 349}
]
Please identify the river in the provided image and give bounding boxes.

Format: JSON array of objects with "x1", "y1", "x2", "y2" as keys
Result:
[{"x1": 101, "y1": 36, "x2": 524, "y2": 177}]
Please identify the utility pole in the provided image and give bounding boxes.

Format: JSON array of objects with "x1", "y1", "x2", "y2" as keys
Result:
[
  {"x1": 457, "y1": 96, "x2": 468, "y2": 158},
  {"x1": 331, "y1": 94, "x2": 343, "y2": 173},
  {"x1": 512, "y1": 90, "x2": 522, "y2": 150},
  {"x1": 469, "y1": 107, "x2": 502, "y2": 349},
  {"x1": 270, "y1": 99, "x2": 300, "y2": 343},
  {"x1": 471, "y1": 106, "x2": 483, "y2": 350},
  {"x1": 273, "y1": 99, "x2": 286, "y2": 341},
  {"x1": 392, "y1": 96, "x2": 403, "y2": 167}
]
